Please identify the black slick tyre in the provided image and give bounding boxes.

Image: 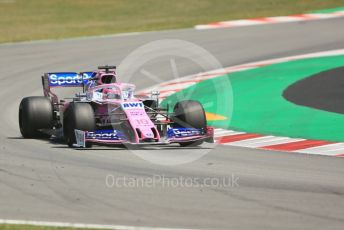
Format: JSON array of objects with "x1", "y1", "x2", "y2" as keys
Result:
[
  {"x1": 19, "y1": 96, "x2": 53, "y2": 138},
  {"x1": 173, "y1": 100, "x2": 206, "y2": 147},
  {"x1": 63, "y1": 103, "x2": 95, "y2": 148}
]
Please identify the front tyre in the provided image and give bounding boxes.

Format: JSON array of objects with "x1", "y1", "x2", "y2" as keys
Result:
[
  {"x1": 19, "y1": 96, "x2": 53, "y2": 138},
  {"x1": 63, "y1": 103, "x2": 95, "y2": 148},
  {"x1": 172, "y1": 100, "x2": 206, "y2": 147}
]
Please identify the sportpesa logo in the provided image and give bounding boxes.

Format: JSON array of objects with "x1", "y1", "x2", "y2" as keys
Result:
[
  {"x1": 167, "y1": 128, "x2": 202, "y2": 138},
  {"x1": 86, "y1": 130, "x2": 121, "y2": 140},
  {"x1": 48, "y1": 73, "x2": 92, "y2": 86},
  {"x1": 173, "y1": 129, "x2": 201, "y2": 136}
]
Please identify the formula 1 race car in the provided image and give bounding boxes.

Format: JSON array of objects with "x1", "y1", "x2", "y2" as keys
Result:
[{"x1": 19, "y1": 65, "x2": 214, "y2": 148}]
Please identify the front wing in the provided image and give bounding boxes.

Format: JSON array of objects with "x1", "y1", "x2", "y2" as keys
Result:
[{"x1": 73, "y1": 127, "x2": 214, "y2": 147}]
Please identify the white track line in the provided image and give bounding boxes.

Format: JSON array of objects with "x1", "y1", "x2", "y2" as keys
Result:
[
  {"x1": 255, "y1": 138, "x2": 306, "y2": 148},
  {"x1": 298, "y1": 143, "x2": 344, "y2": 156},
  {"x1": 228, "y1": 136, "x2": 301, "y2": 148},
  {"x1": 195, "y1": 11, "x2": 344, "y2": 30},
  {"x1": 0, "y1": 219, "x2": 195, "y2": 230},
  {"x1": 214, "y1": 129, "x2": 245, "y2": 137}
]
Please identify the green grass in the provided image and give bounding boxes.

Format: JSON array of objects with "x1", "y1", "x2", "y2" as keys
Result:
[
  {"x1": 0, "y1": 0, "x2": 343, "y2": 43},
  {"x1": 312, "y1": 6, "x2": 344, "y2": 13}
]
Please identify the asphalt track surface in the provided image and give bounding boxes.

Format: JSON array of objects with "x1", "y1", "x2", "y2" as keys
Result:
[
  {"x1": 284, "y1": 66, "x2": 344, "y2": 115},
  {"x1": 1, "y1": 18, "x2": 344, "y2": 230}
]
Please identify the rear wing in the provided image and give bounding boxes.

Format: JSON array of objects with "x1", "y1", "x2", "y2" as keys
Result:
[
  {"x1": 42, "y1": 72, "x2": 94, "y2": 88},
  {"x1": 42, "y1": 72, "x2": 94, "y2": 104}
]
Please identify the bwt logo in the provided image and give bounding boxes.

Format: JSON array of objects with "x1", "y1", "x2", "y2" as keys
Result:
[
  {"x1": 49, "y1": 73, "x2": 91, "y2": 86},
  {"x1": 122, "y1": 102, "x2": 144, "y2": 109}
]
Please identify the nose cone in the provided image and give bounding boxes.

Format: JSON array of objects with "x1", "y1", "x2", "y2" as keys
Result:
[{"x1": 140, "y1": 128, "x2": 155, "y2": 139}]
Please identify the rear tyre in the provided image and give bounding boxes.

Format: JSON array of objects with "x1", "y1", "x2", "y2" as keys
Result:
[
  {"x1": 63, "y1": 103, "x2": 95, "y2": 148},
  {"x1": 172, "y1": 100, "x2": 206, "y2": 147},
  {"x1": 19, "y1": 96, "x2": 53, "y2": 138}
]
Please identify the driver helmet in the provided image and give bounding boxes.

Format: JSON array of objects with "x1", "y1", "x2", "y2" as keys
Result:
[{"x1": 103, "y1": 88, "x2": 120, "y2": 100}]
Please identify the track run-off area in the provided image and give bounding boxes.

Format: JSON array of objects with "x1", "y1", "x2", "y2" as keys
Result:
[
  {"x1": 0, "y1": 16, "x2": 344, "y2": 230},
  {"x1": 145, "y1": 50, "x2": 344, "y2": 157}
]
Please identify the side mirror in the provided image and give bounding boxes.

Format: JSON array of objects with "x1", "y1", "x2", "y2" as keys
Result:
[
  {"x1": 151, "y1": 91, "x2": 160, "y2": 104},
  {"x1": 151, "y1": 91, "x2": 160, "y2": 97}
]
